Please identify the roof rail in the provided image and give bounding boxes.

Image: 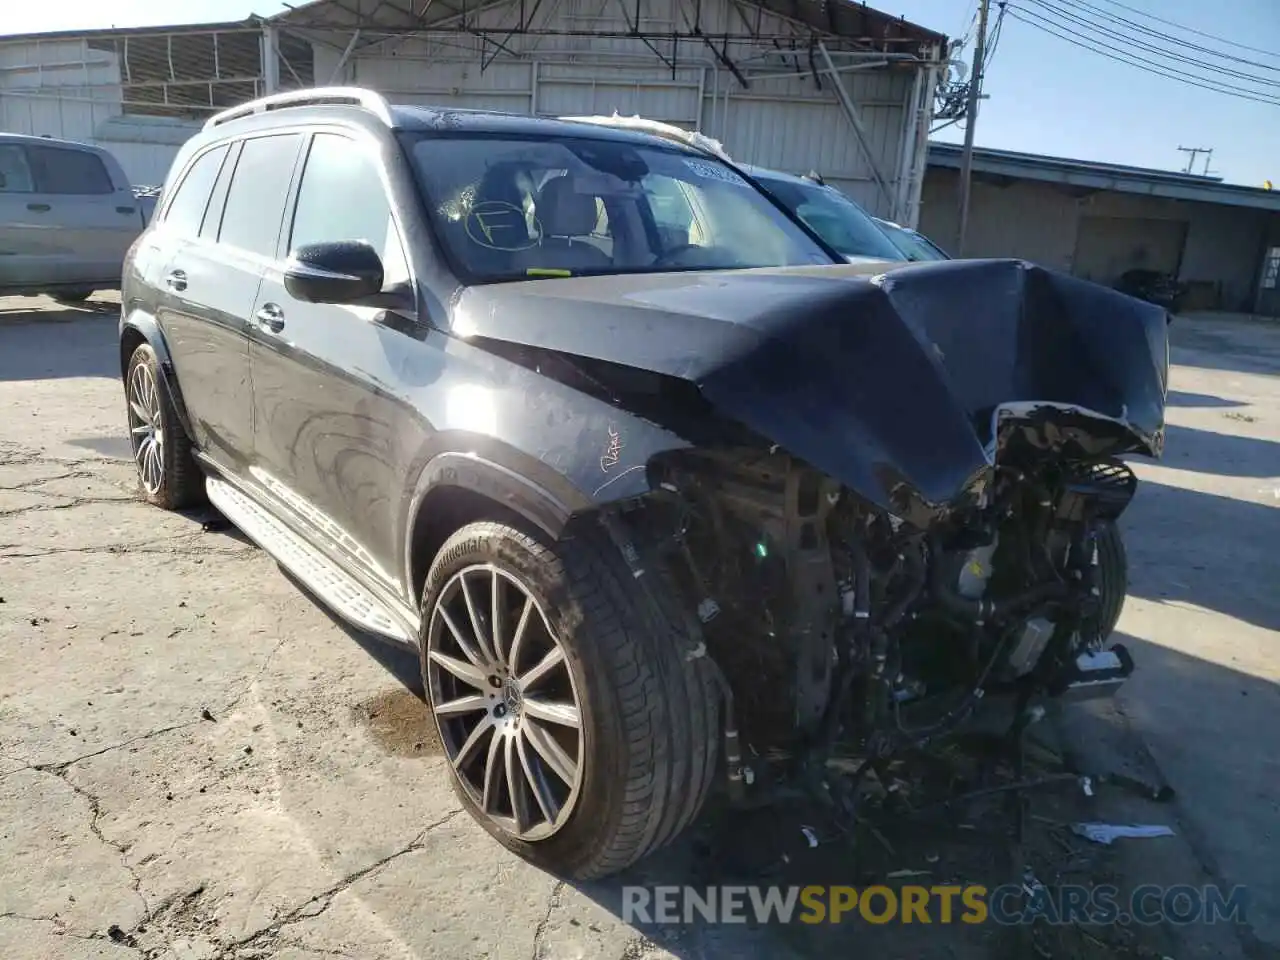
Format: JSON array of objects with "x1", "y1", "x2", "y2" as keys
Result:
[{"x1": 203, "y1": 87, "x2": 395, "y2": 131}]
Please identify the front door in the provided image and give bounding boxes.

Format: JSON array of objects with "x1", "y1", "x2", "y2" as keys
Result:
[{"x1": 249, "y1": 130, "x2": 422, "y2": 591}]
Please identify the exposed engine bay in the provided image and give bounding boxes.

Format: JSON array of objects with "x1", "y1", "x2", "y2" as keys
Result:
[
  {"x1": 638, "y1": 416, "x2": 1140, "y2": 795},
  {"x1": 458, "y1": 256, "x2": 1169, "y2": 804}
]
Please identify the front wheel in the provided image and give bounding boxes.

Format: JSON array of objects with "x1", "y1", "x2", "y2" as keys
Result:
[
  {"x1": 419, "y1": 520, "x2": 719, "y2": 879},
  {"x1": 1092, "y1": 520, "x2": 1128, "y2": 642},
  {"x1": 124, "y1": 343, "x2": 205, "y2": 510}
]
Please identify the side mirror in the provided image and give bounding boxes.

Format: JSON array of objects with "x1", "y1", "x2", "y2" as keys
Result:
[{"x1": 284, "y1": 240, "x2": 384, "y2": 304}]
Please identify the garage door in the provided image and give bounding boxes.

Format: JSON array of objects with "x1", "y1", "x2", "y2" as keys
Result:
[{"x1": 1072, "y1": 216, "x2": 1188, "y2": 286}]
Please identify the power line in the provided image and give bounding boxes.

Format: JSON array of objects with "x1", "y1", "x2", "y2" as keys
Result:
[
  {"x1": 955, "y1": 0, "x2": 981, "y2": 47},
  {"x1": 1008, "y1": 7, "x2": 1280, "y2": 105},
  {"x1": 1019, "y1": 0, "x2": 1279, "y2": 90},
  {"x1": 1004, "y1": 7, "x2": 1280, "y2": 106},
  {"x1": 1047, "y1": 0, "x2": 1280, "y2": 74},
  {"x1": 1088, "y1": 0, "x2": 1280, "y2": 61},
  {"x1": 983, "y1": 1, "x2": 1008, "y2": 71}
]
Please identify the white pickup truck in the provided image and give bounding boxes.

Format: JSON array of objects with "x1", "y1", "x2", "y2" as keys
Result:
[{"x1": 0, "y1": 133, "x2": 155, "y2": 303}]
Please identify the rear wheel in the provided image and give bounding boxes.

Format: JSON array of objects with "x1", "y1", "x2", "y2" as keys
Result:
[
  {"x1": 125, "y1": 343, "x2": 205, "y2": 510},
  {"x1": 419, "y1": 519, "x2": 719, "y2": 879},
  {"x1": 52, "y1": 289, "x2": 94, "y2": 304}
]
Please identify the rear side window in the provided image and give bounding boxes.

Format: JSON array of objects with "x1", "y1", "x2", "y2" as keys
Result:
[
  {"x1": 162, "y1": 145, "x2": 228, "y2": 238},
  {"x1": 217, "y1": 134, "x2": 303, "y2": 257},
  {"x1": 0, "y1": 144, "x2": 35, "y2": 193},
  {"x1": 25, "y1": 145, "x2": 114, "y2": 195}
]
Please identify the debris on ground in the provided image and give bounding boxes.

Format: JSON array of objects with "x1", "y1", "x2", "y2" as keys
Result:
[{"x1": 1071, "y1": 822, "x2": 1175, "y2": 845}]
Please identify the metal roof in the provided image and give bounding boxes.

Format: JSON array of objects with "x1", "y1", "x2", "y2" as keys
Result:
[
  {"x1": 271, "y1": 0, "x2": 946, "y2": 51},
  {"x1": 0, "y1": 19, "x2": 264, "y2": 43},
  {"x1": 927, "y1": 141, "x2": 1280, "y2": 213}
]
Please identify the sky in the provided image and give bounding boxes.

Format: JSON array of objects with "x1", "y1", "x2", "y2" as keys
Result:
[{"x1": 3, "y1": 0, "x2": 1278, "y2": 186}]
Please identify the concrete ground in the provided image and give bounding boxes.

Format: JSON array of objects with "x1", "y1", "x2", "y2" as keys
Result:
[{"x1": 1, "y1": 295, "x2": 1276, "y2": 960}]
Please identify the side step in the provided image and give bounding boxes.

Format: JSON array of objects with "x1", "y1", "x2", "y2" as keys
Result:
[{"x1": 205, "y1": 476, "x2": 416, "y2": 645}]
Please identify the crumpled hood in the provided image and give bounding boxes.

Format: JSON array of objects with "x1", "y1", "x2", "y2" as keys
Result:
[{"x1": 453, "y1": 258, "x2": 1169, "y2": 524}]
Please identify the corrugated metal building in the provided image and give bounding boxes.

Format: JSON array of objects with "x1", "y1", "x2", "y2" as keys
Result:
[
  {"x1": 0, "y1": 0, "x2": 948, "y2": 224},
  {"x1": 0, "y1": 23, "x2": 313, "y2": 184},
  {"x1": 920, "y1": 143, "x2": 1280, "y2": 315}
]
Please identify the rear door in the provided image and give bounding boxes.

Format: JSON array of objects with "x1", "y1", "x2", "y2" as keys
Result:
[
  {"x1": 249, "y1": 129, "x2": 418, "y2": 587},
  {"x1": 21, "y1": 143, "x2": 139, "y2": 288},
  {"x1": 155, "y1": 133, "x2": 303, "y2": 473}
]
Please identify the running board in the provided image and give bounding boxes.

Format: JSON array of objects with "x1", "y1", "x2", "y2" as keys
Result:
[{"x1": 205, "y1": 476, "x2": 416, "y2": 645}]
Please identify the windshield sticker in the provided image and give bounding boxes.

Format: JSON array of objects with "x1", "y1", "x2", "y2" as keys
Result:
[
  {"x1": 682, "y1": 158, "x2": 746, "y2": 186},
  {"x1": 464, "y1": 201, "x2": 541, "y2": 251}
]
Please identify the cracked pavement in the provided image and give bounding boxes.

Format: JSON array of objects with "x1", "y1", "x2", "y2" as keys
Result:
[{"x1": 2, "y1": 295, "x2": 1279, "y2": 960}]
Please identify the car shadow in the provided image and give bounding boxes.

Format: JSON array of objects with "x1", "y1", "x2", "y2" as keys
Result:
[
  {"x1": 1166, "y1": 390, "x2": 1245, "y2": 409},
  {"x1": 1121, "y1": 478, "x2": 1280, "y2": 633},
  {"x1": 275, "y1": 564, "x2": 425, "y2": 698},
  {"x1": 1159, "y1": 423, "x2": 1280, "y2": 479},
  {"x1": 1170, "y1": 322, "x2": 1280, "y2": 377},
  {"x1": 0, "y1": 303, "x2": 120, "y2": 381}
]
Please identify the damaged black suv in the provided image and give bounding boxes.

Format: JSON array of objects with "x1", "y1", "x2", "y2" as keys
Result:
[{"x1": 119, "y1": 87, "x2": 1169, "y2": 880}]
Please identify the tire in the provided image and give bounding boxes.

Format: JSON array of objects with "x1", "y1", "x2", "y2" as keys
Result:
[
  {"x1": 53, "y1": 290, "x2": 94, "y2": 304},
  {"x1": 124, "y1": 343, "x2": 205, "y2": 510},
  {"x1": 419, "y1": 519, "x2": 720, "y2": 880},
  {"x1": 1093, "y1": 520, "x2": 1128, "y2": 642}
]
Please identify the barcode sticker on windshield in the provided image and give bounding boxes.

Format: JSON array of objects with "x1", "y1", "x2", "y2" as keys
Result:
[{"x1": 683, "y1": 158, "x2": 746, "y2": 185}]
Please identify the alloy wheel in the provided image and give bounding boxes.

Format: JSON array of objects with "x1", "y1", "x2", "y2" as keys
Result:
[
  {"x1": 426, "y1": 563, "x2": 585, "y2": 841},
  {"x1": 127, "y1": 362, "x2": 164, "y2": 495}
]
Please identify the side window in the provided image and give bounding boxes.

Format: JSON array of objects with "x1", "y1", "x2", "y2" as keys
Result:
[
  {"x1": 289, "y1": 133, "x2": 408, "y2": 287},
  {"x1": 162, "y1": 145, "x2": 228, "y2": 238},
  {"x1": 217, "y1": 134, "x2": 303, "y2": 257},
  {"x1": 290, "y1": 134, "x2": 394, "y2": 254},
  {"x1": 0, "y1": 145, "x2": 35, "y2": 193},
  {"x1": 25, "y1": 145, "x2": 114, "y2": 195}
]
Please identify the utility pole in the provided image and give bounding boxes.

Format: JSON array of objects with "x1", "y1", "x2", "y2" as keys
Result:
[
  {"x1": 955, "y1": 0, "x2": 991, "y2": 257},
  {"x1": 1177, "y1": 145, "x2": 1212, "y2": 175}
]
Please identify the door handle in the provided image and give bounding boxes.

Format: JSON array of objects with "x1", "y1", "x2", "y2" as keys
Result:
[
  {"x1": 164, "y1": 269, "x2": 187, "y2": 292},
  {"x1": 255, "y1": 303, "x2": 285, "y2": 333},
  {"x1": 27, "y1": 202, "x2": 51, "y2": 212}
]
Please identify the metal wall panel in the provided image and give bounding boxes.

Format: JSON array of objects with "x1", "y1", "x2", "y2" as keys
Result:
[
  {"x1": 0, "y1": 39, "x2": 119, "y2": 145},
  {"x1": 0, "y1": 35, "x2": 232, "y2": 185},
  {"x1": 921, "y1": 166, "x2": 1271, "y2": 310},
  {"x1": 536, "y1": 63, "x2": 702, "y2": 126},
  {"x1": 311, "y1": 0, "x2": 932, "y2": 219},
  {"x1": 919, "y1": 170, "x2": 1079, "y2": 266},
  {"x1": 0, "y1": 0, "x2": 936, "y2": 208}
]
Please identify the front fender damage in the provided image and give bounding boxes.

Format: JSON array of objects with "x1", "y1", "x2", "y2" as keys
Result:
[{"x1": 457, "y1": 258, "x2": 1167, "y2": 524}]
